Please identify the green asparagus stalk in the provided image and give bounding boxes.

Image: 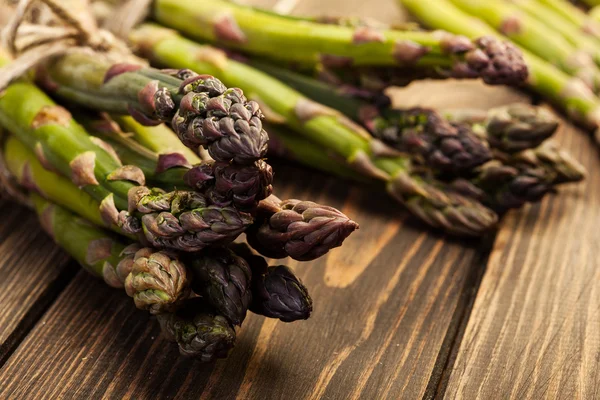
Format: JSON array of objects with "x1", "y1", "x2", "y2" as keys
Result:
[
  {"x1": 247, "y1": 195, "x2": 359, "y2": 261},
  {"x1": 113, "y1": 116, "x2": 200, "y2": 163},
  {"x1": 399, "y1": 0, "x2": 600, "y2": 142},
  {"x1": 493, "y1": 141, "x2": 586, "y2": 185},
  {"x1": 251, "y1": 61, "x2": 559, "y2": 158},
  {"x1": 535, "y1": 0, "x2": 600, "y2": 40},
  {"x1": 152, "y1": 0, "x2": 528, "y2": 86},
  {"x1": 0, "y1": 80, "x2": 254, "y2": 252},
  {"x1": 4, "y1": 135, "x2": 113, "y2": 230},
  {"x1": 30, "y1": 194, "x2": 191, "y2": 314},
  {"x1": 445, "y1": 0, "x2": 600, "y2": 92},
  {"x1": 250, "y1": 60, "x2": 494, "y2": 174},
  {"x1": 41, "y1": 53, "x2": 269, "y2": 165},
  {"x1": 131, "y1": 24, "x2": 498, "y2": 236},
  {"x1": 80, "y1": 114, "x2": 191, "y2": 187},
  {"x1": 508, "y1": 0, "x2": 600, "y2": 66}
]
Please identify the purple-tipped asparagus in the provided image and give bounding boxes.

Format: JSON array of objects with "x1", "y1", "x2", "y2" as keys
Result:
[
  {"x1": 43, "y1": 54, "x2": 269, "y2": 164},
  {"x1": 184, "y1": 159, "x2": 274, "y2": 212},
  {"x1": 189, "y1": 247, "x2": 252, "y2": 326},
  {"x1": 119, "y1": 187, "x2": 253, "y2": 252},
  {"x1": 232, "y1": 244, "x2": 312, "y2": 322},
  {"x1": 246, "y1": 196, "x2": 359, "y2": 261},
  {"x1": 157, "y1": 298, "x2": 236, "y2": 361},
  {"x1": 371, "y1": 108, "x2": 492, "y2": 175}
]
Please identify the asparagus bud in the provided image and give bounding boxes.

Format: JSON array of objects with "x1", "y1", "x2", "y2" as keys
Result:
[
  {"x1": 508, "y1": 141, "x2": 586, "y2": 185},
  {"x1": 246, "y1": 196, "x2": 359, "y2": 261},
  {"x1": 232, "y1": 244, "x2": 312, "y2": 322},
  {"x1": 387, "y1": 172, "x2": 499, "y2": 236},
  {"x1": 170, "y1": 75, "x2": 269, "y2": 164},
  {"x1": 184, "y1": 159, "x2": 274, "y2": 212},
  {"x1": 121, "y1": 187, "x2": 253, "y2": 251},
  {"x1": 124, "y1": 247, "x2": 191, "y2": 314},
  {"x1": 445, "y1": 105, "x2": 559, "y2": 153},
  {"x1": 157, "y1": 298, "x2": 236, "y2": 362},
  {"x1": 371, "y1": 108, "x2": 492, "y2": 174},
  {"x1": 472, "y1": 161, "x2": 554, "y2": 211},
  {"x1": 189, "y1": 247, "x2": 252, "y2": 326}
]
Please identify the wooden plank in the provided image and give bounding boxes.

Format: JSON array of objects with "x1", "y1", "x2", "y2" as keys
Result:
[
  {"x1": 0, "y1": 200, "x2": 75, "y2": 366},
  {"x1": 443, "y1": 118, "x2": 600, "y2": 399},
  {"x1": 0, "y1": 163, "x2": 480, "y2": 400}
]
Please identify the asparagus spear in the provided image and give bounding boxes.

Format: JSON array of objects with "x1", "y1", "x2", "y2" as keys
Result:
[
  {"x1": 157, "y1": 297, "x2": 236, "y2": 361},
  {"x1": 507, "y1": 0, "x2": 600, "y2": 66},
  {"x1": 247, "y1": 195, "x2": 359, "y2": 261},
  {"x1": 40, "y1": 53, "x2": 269, "y2": 164},
  {"x1": 130, "y1": 24, "x2": 498, "y2": 237},
  {"x1": 535, "y1": 0, "x2": 600, "y2": 40},
  {"x1": 30, "y1": 193, "x2": 191, "y2": 314},
  {"x1": 399, "y1": 0, "x2": 600, "y2": 142},
  {"x1": 251, "y1": 61, "x2": 559, "y2": 158},
  {"x1": 0, "y1": 81, "x2": 253, "y2": 252},
  {"x1": 231, "y1": 243, "x2": 312, "y2": 322},
  {"x1": 151, "y1": 0, "x2": 528, "y2": 86},
  {"x1": 443, "y1": 104, "x2": 559, "y2": 152},
  {"x1": 445, "y1": 0, "x2": 600, "y2": 92},
  {"x1": 188, "y1": 247, "x2": 252, "y2": 326},
  {"x1": 269, "y1": 126, "x2": 581, "y2": 212},
  {"x1": 249, "y1": 60, "x2": 493, "y2": 174}
]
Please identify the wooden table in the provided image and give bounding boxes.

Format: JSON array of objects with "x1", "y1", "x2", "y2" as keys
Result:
[{"x1": 1, "y1": 1, "x2": 599, "y2": 399}]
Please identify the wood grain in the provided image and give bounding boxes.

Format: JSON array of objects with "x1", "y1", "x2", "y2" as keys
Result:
[
  {"x1": 0, "y1": 165, "x2": 483, "y2": 400},
  {"x1": 443, "y1": 118, "x2": 600, "y2": 399},
  {"x1": 0, "y1": 200, "x2": 75, "y2": 366}
]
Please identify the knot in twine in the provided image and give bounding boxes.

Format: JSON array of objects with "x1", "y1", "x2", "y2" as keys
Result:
[{"x1": 0, "y1": 0, "x2": 148, "y2": 92}]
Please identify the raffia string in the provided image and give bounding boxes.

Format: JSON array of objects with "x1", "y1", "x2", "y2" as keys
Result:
[{"x1": 0, "y1": 0, "x2": 147, "y2": 92}]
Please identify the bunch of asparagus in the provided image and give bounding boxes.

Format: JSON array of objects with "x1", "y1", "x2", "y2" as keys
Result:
[
  {"x1": 0, "y1": 45, "x2": 360, "y2": 360},
  {"x1": 120, "y1": 22, "x2": 582, "y2": 236},
  {"x1": 0, "y1": 0, "x2": 588, "y2": 362}
]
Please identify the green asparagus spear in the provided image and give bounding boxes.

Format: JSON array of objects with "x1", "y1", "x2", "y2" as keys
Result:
[
  {"x1": 41, "y1": 53, "x2": 269, "y2": 164},
  {"x1": 507, "y1": 0, "x2": 600, "y2": 66},
  {"x1": 399, "y1": 0, "x2": 600, "y2": 142},
  {"x1": 534, "y1": 0, "x2": 600, "y2": 40},
  {"x1": 30, "y1": 193, "x2": 191, "y2": 313},
  {"x1": 230, "y1": 243, "x2": 312, "y2": 322},
  {"x1": 446, "y1": 0, "x2": 600, "y2": 92},
  {"x1": 152, "y1": 0, "x2": 528, "y2": 85},
  {"x1": 443, "y1": 104, "x2": 559, "y2": 152}
]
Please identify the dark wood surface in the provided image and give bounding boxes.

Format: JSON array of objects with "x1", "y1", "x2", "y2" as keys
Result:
[{"x1": 1, "y1": 1, "x2": 600, "y2": 399}]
